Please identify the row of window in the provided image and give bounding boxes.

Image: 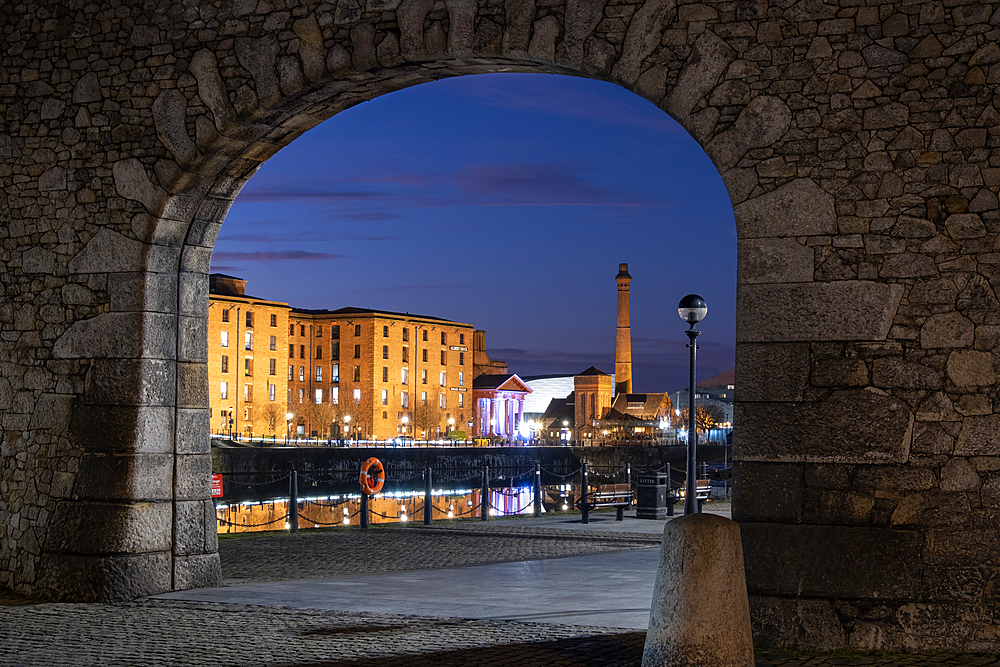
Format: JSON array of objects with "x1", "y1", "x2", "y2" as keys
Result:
[
  {"x1": 219, "y1": 381, "x2": 277, "y2": 402},
  {"x1": 220, "y1": 310, "x2": 279, "y2": 328},
  {"x1": 289, "y1": 324, "x2": 340, "y2": 339}
]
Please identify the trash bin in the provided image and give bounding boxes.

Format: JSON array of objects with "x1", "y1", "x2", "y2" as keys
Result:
[{"x1": 636, "y1": 472, "x2": 671, "y2": 519}]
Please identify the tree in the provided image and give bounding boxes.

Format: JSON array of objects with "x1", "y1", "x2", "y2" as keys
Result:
[
  {"x1": 679, "y1": 404, "x2": 727, "y2": 435},
  {"x1": 309, "y1": 400, "x2": 347, "y2": 438},
  {"x1": 262, "y1": 403, "x2": 283, "y2": 436},
  {"x1": 413, "y1": 402, "x2": 443, "y2": 439}
]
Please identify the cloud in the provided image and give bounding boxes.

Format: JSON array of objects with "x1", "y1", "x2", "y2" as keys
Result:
[
  {"x1": 217, "y1": 230, "x2": 400, "y2": 243},
  {"x1": 211, "y1": 250, "x2": 342, "y2": 261},
  {"x1": 235, "y1": 188, "x2": 381, "y2": 203},
  {"x1": 342, "y1": 212, "x2": 401, "y2": 222}
]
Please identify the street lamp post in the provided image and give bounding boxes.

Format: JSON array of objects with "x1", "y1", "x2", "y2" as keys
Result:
[
  {"x1": 401, "y1": 414, "x2": 409, "y2": 446},
  {"x1": 448, "y1": 417, "x2": 454, "y2": 441},
  {"x1": 343, "y1": 415, "x2": 350, "y2": 446},
  {"x1": 285, "y1": 412, "x2": 293, "y2": 444},
  {"x1": 678, "y1": 294, "x2": 707, "y2": 515}
]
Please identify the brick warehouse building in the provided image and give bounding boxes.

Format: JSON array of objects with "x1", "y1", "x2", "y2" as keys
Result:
[{"x1": 209, "y1": 274, "x2": 499, "y2": 442}]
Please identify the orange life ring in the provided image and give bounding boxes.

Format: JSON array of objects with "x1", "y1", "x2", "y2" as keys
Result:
[{"x1": 360, "y1": 457, "x2": 385, "y2": 495}]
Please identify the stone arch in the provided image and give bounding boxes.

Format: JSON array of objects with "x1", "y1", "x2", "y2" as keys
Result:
[{"x1": 3, "y1": 0, "x2": 999, "y2": 653}]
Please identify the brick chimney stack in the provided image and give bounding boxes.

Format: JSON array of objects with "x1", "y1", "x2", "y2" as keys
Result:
[{"x1": 615, "y1": 263, "x2": 632, "y2": 395}]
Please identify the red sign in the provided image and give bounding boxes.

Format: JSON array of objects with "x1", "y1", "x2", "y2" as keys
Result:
[{"x1": 211, "y1": 474, "x2": 223, "y2": 498}]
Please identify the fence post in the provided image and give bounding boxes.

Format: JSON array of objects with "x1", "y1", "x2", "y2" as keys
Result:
[
  {"x1": 667, "y1": 462, "x2": 675, "y2": 517},
  {"x1": 581, "y1": 462, "x2": 590, "y2": 525},
  {"x1": 481, "y1": 465, "x2": 489, "y2": 521},
  {"x1": 626, "y1": 462, "x2": 632, "y2": 487},
  {"x1": 424, "y1": 463, "x2": 433, "y2": 525},
  {"x1": 361, "y1": 491, "x2": 369, "y2": 529},
  {"x1": 289, "y1": 469, "x2": 299, "y2": 533},
  {"x1": 533, "y1": 462, "x2": 542, "y2": 517}
]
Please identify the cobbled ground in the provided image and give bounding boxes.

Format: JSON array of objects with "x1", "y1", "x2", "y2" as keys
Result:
[{"x1": 2, "y1": 520, "x2": 998, "y2": 666}]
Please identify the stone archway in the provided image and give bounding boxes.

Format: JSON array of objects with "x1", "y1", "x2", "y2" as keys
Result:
[{"x1": 2, "y1": 0, "x2": 998, "y2": 652}]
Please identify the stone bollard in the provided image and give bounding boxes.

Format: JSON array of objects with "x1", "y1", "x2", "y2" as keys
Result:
[{"x1": 642, "y1": 513, "x2": 753, "y2": 667}]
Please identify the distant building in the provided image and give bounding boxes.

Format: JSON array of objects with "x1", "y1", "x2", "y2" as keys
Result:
[
  {"x1": 472, "y1": 374, "x2": 531, "y2": 442},
  {"x1": 573, "y1": 366, "x2": 614, "y2": 444},
  {"x1": 673, "y1": 367, "x2": 735, "y2": 442}
]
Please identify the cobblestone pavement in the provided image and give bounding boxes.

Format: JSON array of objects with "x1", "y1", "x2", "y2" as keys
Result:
[
  {"x1": 219, "y1": 519, "x2": 663, "y2": 583},
  {"x1": 1, "y1": 520, "x2": 999, "y2": 666}
]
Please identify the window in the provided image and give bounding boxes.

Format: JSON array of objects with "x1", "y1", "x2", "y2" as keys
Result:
[
  {"x1": 458, "y1": 393, "x2": 464, "y2": 408},
  {"x1": 353, "y1": 388, "x2": 361, "y2": 403},
  {"x1": 300, "y1": 345, "x2": 306, "y2": 359},
  {"x1": 288, "y1": 365, "x2": 293, "y2": 381},
  {"x1": 422, "y1": 330, "x2": 427, "y2": 342},
  {"x1": 244, "y1": 358, "x2": 252, "y2": 376},
  {"x1": 459, "y1": 371, "x2": 464, "y2": 387},
  {"x1": 221, "y1": 309, "x2": 229, "y2": 322},
  {"x1": 459, "y1": 352, "x2": 464, "y2": 366},
  {"x1": 402, "y1": 328, "x2": 408, "y2": 342},
  {"x1": 382, "y1": 345, "x2": 389, "y2": 359},
  {"x1": 289, "y1": 323, "x2": 294, "y2": 336},
  {"x1": 459, "y1": 333, "x2": 464, "y2": 345},
  {"x1": 244, "y1": 384, "x2": 251, "y2": 401},
  {"x1": 383, "y1": 411, "x2": 387, "y2": 419},
  {"x1": 381, "y1": 389, "x2": 388, "y2": 405},
  {"x1": 244, "y1": 331, "x2": 252, "y2": 350},
  {"x1": 269, "y1": 335, "x2": 276, "y2": 351},
  {"x1": 332, "y1": 325, "x2": 339, "y2": 339},
  {"x1": 299, "y1": 388, "x2": 304, "y2": 403},
  {"x1": 299, "y1": 366, "x2": 305, "y2": 382},
  {"x1": 316, "y1": 326, "x2": 322, "y2": 337},
  {"x1": 220, "y1": 381, "x2": 228, "y2": 399},
  {"x1": 331, "y1": 342, "x2": 339, "y2": 360},
  {"x1": 439, "y1": 393, "x2": 446, "y2": 409},
  {"x1": 331, "y1": 387, "x2": 339, "y2": 404},
  {"x1": 354, "y1": 324, "x2": 361, "y2": 336},
  {"x1": 401, "y1": 391, "x2": 409, "y2": 408},
  {"x1": 300, "y1": 325, "x2": 306, "y2": 337},
  {"x1": 270, "y1": 314, "x2": 277, "y2": 327},
  {"x1": 269, "y1": 359, "x2": 275, "y2": 375},
  {"x1": 269, "y1": 384, "x2": 276, "y2": 401},
  {"x1": 331, "y1": 364, "x2": 339, "y2": 382},
  {"x1": 401, "y1": 368, "x2": 408, "y2": 385},
  {"x1": 353, "y1": 366, "x2": 360, "y2": 381},
  {"x1": 422, "y1": 349, "x2": 427, "y2": 363},
  {"x1": 245, "y1": 311, "x2": 253, "y2": 327},
  {"x1": 382, "y1": 367, "x2": 388, "y2": 382},
  {"x1": 315, "y1": 388, "x2": 323, "y2": 404},
  {"x1": 440, "y1": 350, "x2": 446, "y2": 364},
  {"x1": 402, "y1": 347, "x2": 408, "y2": 363},
  {"x1": 383, "y1": 325, "x2": 389, "y2": 337},
  {"x1": 220, "y1": 355, "x2": 228, "y2": 373},
  {"x1": 316, "y1": 366, "x2": 322, "y2": 382},
  {"x1": 441, "y1": 332, "x2": 446, "y2": 345},
  {"x1": 288, "y1": 344, "x2": 294, "y2": 358},
  {"x1": 421, "y1": 369, "x2": 427, "y2": 385},
  {"x1": 421, "y1": 391, "x2": 427, "y2": 406},
  {"x1": 221, "y1": 331, "x2": 229, "y2": 347},
  {"x1": 316, "y1": 346, "x2": 323, "y2": 359},
  {"x1": 354, "y1": 345, "x2": 361, "y2": 359},
  {"x1": 439, "y1": 371, "x2": 446, "y2": 387}
]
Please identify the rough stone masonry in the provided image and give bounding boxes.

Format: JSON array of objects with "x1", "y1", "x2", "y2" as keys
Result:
[{"x1": 1, "y1": 0, "x2": 999, "y2": 653}]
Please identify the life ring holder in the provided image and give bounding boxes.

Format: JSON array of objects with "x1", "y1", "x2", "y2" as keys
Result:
[{"x1": 360, "y1": 457, "x2": 385, "y2": 495}]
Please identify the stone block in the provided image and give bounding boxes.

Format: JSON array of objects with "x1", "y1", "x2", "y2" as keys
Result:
[
  {"x1": 737, "y1": 281, "x2": 904, "y2": 343},
  {"x1": 178, "y1": 270, "x2": 209, "y2": 318},
  {"x1": 890, "y1": 492, "x2": 970, "y2": 528},
  {"x1": 737, "y1": 238, "x2": 813, "y2": 285},
  {"x1": 731, "y1": 462, "x2": 804, "y2": 523},
  {"x1": 947, "y1": 350, "x2": 999, "y2": 388},
  {"x1": 924, "y1": 529, "x2": 1000, "y2": 568},
  {"x1": 70, "y1": 404, "x2": 174, "y2": 454},
  {"x1": 737, "y1": 389, "x2": 912, "y2": 464},
  {"x1": 173, "y1": 553, "x2": 222, "y2": 591},
  {"x1": 741, "y1": 523, "x2": 922, "y2": 599},
  {"x1": 36, "y1": 552, "x2": 172, "y2": 602},
  {"x1": 872, "y1": 358, "x2": 943, "y2": 390},
  {"x1": 177, "y1": 315, "x2": 208, "y2": 363},
  {"x1": 83, "y1": 359, "x2": 176, "y2": 407},
  {"x1": 811, "y1": 358, "x2": 869, "y2": 387},
  {"x1": 734, "y1": 179, "x2": 836, "y2": 239},
  {"x1": 816, "y1": 490, "x2": 874, "y2": 525},
  {"x1": 749, "y1": 595, "x2": 845, "y2": 652},
  {"x1": 176, "y1": 362, "x2": 208, "y2": 409},
  {"x1": 176, "y1": 408, "x2": 211, "y2": 454},
  {"x1": 73, "y1": 452, "x2": 174, "y2": 501},
  {"x1": 46, "y1": 500, "x2": 172, "y2": 553},
  {"x1": 108, "y1": 272, "x2": 178, "y2": 314},
  {"x1": 174, "y1": 499, "x2": 212, "y2": 556},
  {"x1": 853, "y1": 464, "x2": 937, "y2": 491},
  {"x1": 920, "y1": 312, "x2": 974, "y2": 349},
  {"x1": 735, "y1": 342, "x2": 809, "y2": 402},
  {"x1": 665, "y1": 30, "x2": 735, "y2": 119},
  {"x1": 53, "y1": 312, "x2": 176, "y2": 361},
  {"x1": 175, "y1": 453, "x2": 212, "y2": 501}
]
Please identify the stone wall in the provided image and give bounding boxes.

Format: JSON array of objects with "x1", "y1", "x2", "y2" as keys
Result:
[{"x1": 1, "y1": 0, "x2": 998, "y2": 651}]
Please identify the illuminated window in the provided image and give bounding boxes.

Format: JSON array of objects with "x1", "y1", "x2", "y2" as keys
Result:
[
  {"x1": 381, "y1": 389, "x2": 388, "y2": 405},
  {"x1": 316, "y1": 366, "x2": 322, "y2": 382},
  {"x1": 401, "y1": 391, "x2": 409, "y2": 408},
  {"x1": 353, "y1": 388, "x2": 361, "y2": 403},
  {"x1": 421, "y1": 391, "x2": 427, "y2": 406},
  {"x1": 244, "y1": 331, "x2": 252, "y2": 350},
  {"x1": 299, "y1": 388, "x2": 304, "y2": 403},
  {"x1": 244, "y1": 358, "x2": 252, "y2": 376},
  {"x1": 220, "y1": 381, "x2": 228, "y2": 399},
  {"x1": 244, "y1": 384, "x2": 251, "y2": 401},
  {"x1": 299, "y1": 366, "x2": 304, "y2": 382},
  {"x1": 331, "y1": 364, "x2": 339, "y2": 382},
  {"x1": 220, "y1": 355, "x2": 228, "y2": 373},
  {"x1": 439, "y1": 371, "x2": 446, "y2": 387},
  {"x1": 331, "y1": 387, "x2": 339, "y2": 404},
  {"x1": 421, "y1": 369, "x2": 427, "y2": 385},
  {"x1": 269, "y1": 384, "x2": 276, "y2": 401},
  {"x1": 458, "y1": 393, "x2": 464, "y2": 408},
  {"x1": 221, "y1": 331, "x2": 228, "y2": 347},
  {"x1": 401, "y1": 368, "x2": 408, "y2": 385},
  {"x1": 315, "y1": 389, "x2": 323, "y2": 404},
  {"x1": 459, "y1": 372, "x2": 464, "y2": 387},
  {"x1": 439, "y1": 393, "x2": 446, "y2": 409},
  {"x1": 288, "y1": 365, "x2": 293, "y2": 380}
]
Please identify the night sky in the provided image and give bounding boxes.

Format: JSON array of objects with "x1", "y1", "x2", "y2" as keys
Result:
[{"x1": 212, "y1": 73, "x2": 737, "y2": 393}]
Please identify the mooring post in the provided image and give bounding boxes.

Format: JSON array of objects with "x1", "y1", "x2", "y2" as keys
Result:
[
  {"x1": 424, "y1": 463, "x2": 433, "y2": 525},
  {"x1": 289, "y1": 469, "x2": 299, "y2": 533},
  {"x1": 360, "y1": 491, "x2": 369, "y2": 529},
  {"x1": 481, "y1": 465, "x2": 489, "y2": 521},
  {"x1": 533, "y1": 462, "x2": 542, "y2": 517},
  {"x1": 581, "y1": 462, "x2": 590, "y2": 524}
]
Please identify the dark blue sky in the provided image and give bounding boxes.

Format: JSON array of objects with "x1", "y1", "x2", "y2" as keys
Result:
[{"x1": 213, "y1": 73, "x2": 737, "y2": 392}]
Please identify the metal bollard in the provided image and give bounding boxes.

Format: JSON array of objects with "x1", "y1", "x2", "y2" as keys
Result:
[
  {"x1": 481, "y1": 465, "x2": 489, "y2": 521},
  {"x1": 424, "y1": 464, "x2": 433, "y2": 525},
  {"x1": 581, "y1": 462, "x2": 590, "y2": 524},
  {"x1": 667, "y1": 462, "x2": 675, "y2": 517},
  {"x1": 533, "y1": 462, "x2": 542, "y2": 517},
  {"x1": 289, "y1": 469, "x2": 299, "y2": 533},
  {"x1": 360, "y1": 491, "x2": 369, "y2": 529}
]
